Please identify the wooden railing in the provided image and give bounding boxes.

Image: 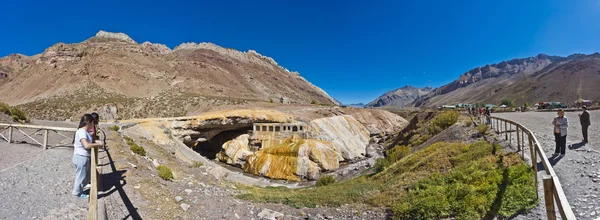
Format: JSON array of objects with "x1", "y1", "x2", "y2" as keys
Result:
[
  {"x1": 477, "y1": 115, "x2": 575, "y2": 220},
  {"x1": 0, "y1": 123, "x2": 100, "y2": 220},
  {"x1": 0, "y1": 123, "x2": 77, "y2": 149}
]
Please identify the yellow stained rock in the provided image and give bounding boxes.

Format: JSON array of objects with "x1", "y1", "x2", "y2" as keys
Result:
[{"x1": 242, "y1": 136, "x2": 340, "y2": 181}]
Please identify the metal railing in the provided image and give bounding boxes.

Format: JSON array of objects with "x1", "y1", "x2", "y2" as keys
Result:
[
  {"x1": 477, "y1": 115, "x2": 575, "y2": 220},
  {"x1": 0, "y1": 123, "x2": 100, "y2": 220}
]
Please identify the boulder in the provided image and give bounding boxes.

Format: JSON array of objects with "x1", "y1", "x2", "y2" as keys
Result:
[
  {"x1": 257, "y1": 208, "x2": 284, "y2": 220},
  {"x1": 216, "y1": 134, "x2": 253, "y2": 166}
]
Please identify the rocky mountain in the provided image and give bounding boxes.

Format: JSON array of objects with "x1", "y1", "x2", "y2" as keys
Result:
[
  {"x1": 344, "y1": 103, "x2": 365, "y2": 108},
  {"x1": 0, "y1": 31, "x2": 339, "y2": 119},
  {"x1": 412, "y1": 53, "x2": 600, "y2": 107},
  {"x1": 366, "y1": 86, "x2": 432, "y2": 108}
]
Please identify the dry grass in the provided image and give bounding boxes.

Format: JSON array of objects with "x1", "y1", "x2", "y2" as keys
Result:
[{"x1": 238, "y1": 141, "x2": 536, "y2": 214}]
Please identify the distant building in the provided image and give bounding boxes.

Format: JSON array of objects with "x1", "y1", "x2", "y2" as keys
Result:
[{"x1": 280, "y1": 97, "x2": 290, "y2": 104}]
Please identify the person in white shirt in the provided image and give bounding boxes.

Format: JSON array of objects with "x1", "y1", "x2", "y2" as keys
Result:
[
  {"x1": 72, "y1": 114, "x2": 104, "y2": 198},
  {"x1": 553, "y1": 109, "x2": 568, "y2": 157}
]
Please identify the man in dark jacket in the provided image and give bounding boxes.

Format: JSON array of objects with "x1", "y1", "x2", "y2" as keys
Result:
[{"x1": 579, "y1": 106, "x2": 591, "y2": 143}]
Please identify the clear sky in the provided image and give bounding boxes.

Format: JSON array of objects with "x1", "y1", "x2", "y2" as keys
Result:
[{"x1": 2, "y1": 0, "x2": 600, "y2": 104}]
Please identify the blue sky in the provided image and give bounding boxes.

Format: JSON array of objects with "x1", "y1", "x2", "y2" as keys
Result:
[{"x1": 2, "y1": 0, "x2": 600, "y2": 104}]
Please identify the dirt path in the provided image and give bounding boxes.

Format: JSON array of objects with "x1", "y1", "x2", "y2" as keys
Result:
[{"x1": 495, "y1": 111, "x2": 600, "y2": 220}]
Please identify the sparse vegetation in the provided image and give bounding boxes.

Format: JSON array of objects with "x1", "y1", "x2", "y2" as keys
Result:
[
  {"x1": 501, "y1": 98, "x2": 516, "y2": 107},
  {"x1": 432, "y1": 110, "x2": 459, "y2": 130},
  {"x1": 269, "y1": 98, "x2": 274, "y2": 103},
  {"x1": 477, "y1": 124, "x2": 490, "y2": 136},
  {"x1": 464, "y1": 120, "x2": 473, "y2": 127},
  {"x1": 311, "y1": 100, "x2": 318, "y2": 105},
  {"x1": 316, "y1": 176, "x2": 336, "y2": 186},
  {"x1": 157, "y1": 165, "x2": 174, "y2": 180},
  {"x1": 108, "y1": 125, "x2": 120, "y2": 132},
  {"x1": 374, "y1": 158, "x2": 391, "y2": 173},
  {"x1": 238, "y1": 141, "x2": 537, "y2": 218},
  {"x1": 0, "y1": 102, "x2": 29, "y2": 122},
  {"x1": 125, "y1": 136, "x2": 147, "y2": 156},
  {"x1": 190, "y1": 161, "x2": 204, "y2": 168}
]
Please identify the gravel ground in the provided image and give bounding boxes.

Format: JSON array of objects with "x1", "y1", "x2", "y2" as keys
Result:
[
  {"x1": 495, "y1": 110, "x2": 600, "y2": 220},
  {"x1": 0, "y1": 143, "x2": 87, "y2": 220}
]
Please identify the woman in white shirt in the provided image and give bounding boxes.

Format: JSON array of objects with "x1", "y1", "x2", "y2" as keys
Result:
[
  {"x1": 72, "y1": 114, "x2": 104, "y2": 198},
  {"x1": 553, "y1": 109, "x2": 568, "y2": 157}
]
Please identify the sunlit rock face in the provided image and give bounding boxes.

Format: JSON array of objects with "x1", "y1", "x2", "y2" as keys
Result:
[
  {"x1": 216, "y1": 115, "x2": 372, "y2": 181},
  {"x1": 216, "y1": 134, "x2": 253, "y2": 165},
  {"x1": 308, "y1": 115, "x2": 370, "y2": 161},
  {"x1": 242, "y1": 136, "x2": 340, "y2": 181}
]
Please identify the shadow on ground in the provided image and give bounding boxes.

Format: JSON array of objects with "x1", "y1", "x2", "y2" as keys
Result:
[{"x1": 99, "y1": 146, "x2": 142, "y2": 220}]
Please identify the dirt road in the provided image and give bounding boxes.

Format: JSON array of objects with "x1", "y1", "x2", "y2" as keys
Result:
[{"x1": 495, "y1": 110, "x2": 600, "y2": 219}]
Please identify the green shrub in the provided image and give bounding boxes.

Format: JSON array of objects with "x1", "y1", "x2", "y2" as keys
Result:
[
  {"x1": 0, "y1": 102, "x2": 10, "y2": 115},
  {"x1": 316, "y1": 175, "x2": 336, "y2": 186},
  {"x1": 108, "y1": 125, "x2": 119, "y2": 132},
  {"x1": 477, "y1": 124, "x2": 489, "y2": 136},
  {"x1": 0, "y1": 104, "x2": 29, "y2": 122},
  {"x1": 125, "y1": 136, "x2": 146, "y2": 156},
  {"x1": 311, "y1": 100, "x2": 318, "y2": 105},
  {"x1": 157, "y1": 165, "x2": 174, "y2": 180},
  {"x1": 432, "y1": 111, "x2": 459, "y2": 130},
  {"x1": 269, "y1": 98, "x2": 274, "y2": 103},
  {"x1": 501, "y1": 98, "x2": 516, "y2": 107},
  {"x1": 374, "y1": 158, "x2": 390, "y2": 173},
  {"x1": 130, "y1": 144, "x2": 147, "y2": 156},
  {"x1": 388, "y1": 145, "x2": 411, "y2": 163},
  {"x1": 464, "y1": 120, "x2": 473, "y2": 127}
]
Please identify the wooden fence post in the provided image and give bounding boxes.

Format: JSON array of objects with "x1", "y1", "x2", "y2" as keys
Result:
[
  {"x1": 529, "y1": 134, "x2": 538, "y2": 199},
  {"x1": 516, "y1": 126, "x2": 521, "y2": 151},
  {"x1": 543, "y1": 175, "x2": 556, "y2": 220},
  {"x1": 8, "y1": 126, "x2": 13, "y2": 143},
  {"x1": 521, "y1": 131, "x2": 525, "y2": 152},
  {"x1": 43, "y1": 129, "x2": 49, "y2": 150},
  {"x1": 509, "y1": 124, "x2": 512, "y2": 145},
  {"x1": 88, "y1": 147, "x2": 98, "y2": 220},
  {"x1": 504, "y1": 121, "x2": 507, "y2": 140}
]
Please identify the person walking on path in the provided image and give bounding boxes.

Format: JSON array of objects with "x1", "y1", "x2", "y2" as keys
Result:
[
  {"x1": 72, "y1": 114, "x2": 104, "y2": 199},
  {"x1": 553, "y1": 109, "x2": 569, "y2": 157},
  {"x1": 579, "y1": 106, "x2": 591, "y2": 143},
  {"x1": 485, "y1": 107, "x2": 492, "y2": 125}
]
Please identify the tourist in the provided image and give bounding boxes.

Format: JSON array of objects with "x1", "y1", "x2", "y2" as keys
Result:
[
  {"x1": 553, "y1": 109, "x2": 568, "y2": 157},
  {"x1": 485, "y1": 107, "x2": 491, "y2": 125},
  {"x1": 578, "y1": 106, "x2": 591, "y2": 143},
  {"x1": 90, "y1": 112, "x2": 100, "y2": 142},
  {"x1": 72, "y1": 114, "x2": 103, "y2": 199}
]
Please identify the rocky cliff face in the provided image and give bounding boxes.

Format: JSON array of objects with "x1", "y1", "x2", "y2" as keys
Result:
[
  {"x1": 308, "y1": 115, "x2": 370, "y2": 161},
  {"x1": 366, "y1": 86, "x2": 432, "y2": 108},
  {"x1": 411, "y1": 54, "x2": 580, "y2": 107},
  {"x1": 0, "y1": 30, "x2": 339, "y2": 119}
]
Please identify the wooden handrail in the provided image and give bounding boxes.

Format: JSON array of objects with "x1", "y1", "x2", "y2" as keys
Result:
[
  {"x1": 0, "y1": 123, "x2": 78, "y2": 132},
  {"x1": 478, "y1": 115, "x2": 575, "y2": 220}
]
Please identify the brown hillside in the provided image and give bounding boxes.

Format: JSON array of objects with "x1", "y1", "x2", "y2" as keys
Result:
[
  {"x1": 0, "y1": 31, "x2": 337, "y2": 120},
  {"x1": 413, "y1": 53, "x2": 600, "y2": 107}
]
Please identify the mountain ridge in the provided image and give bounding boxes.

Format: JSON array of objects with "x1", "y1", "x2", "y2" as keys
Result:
[
  {"x1": 366, "y1": 85, "x2": 432, "y2": 108},
  {"x1": 0, "y1": 30, "x2": 339, "y2": 120},
  {"x1": 411, "y1": 52, "x2": 600, "y2": 107}
]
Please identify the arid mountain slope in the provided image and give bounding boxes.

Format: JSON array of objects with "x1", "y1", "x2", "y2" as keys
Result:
[
  {"x1": 366, "y1": 85, "x2": 432, "y2": 108},
  {"x1": 412, "y1": 53, "x2": 600, "y2": 107},
  {"x1": 0, "y1": 31, "x2": 337, "y2": 119}
]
